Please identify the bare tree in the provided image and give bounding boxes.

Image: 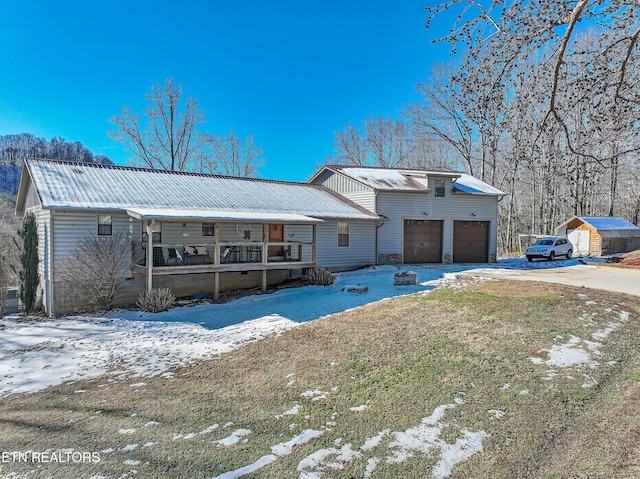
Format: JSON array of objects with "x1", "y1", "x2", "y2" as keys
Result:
[
  {"x1": 328, "y1": 116, "x2": 415, "y2": 168},
  {"x1": 329, "y1": 123, "x2": 368, "y2": 166},
  {"x1": 202, "y1": 128, "x2": 264, "y2": 177},
  {"x1": 109, "y1": 78, "x2": 210, "y2": 172},
  {"x1": 56, "y1": 231, "x2": 132, "y2": 312},
  {"x1": 426, "y1": 0, "x2": 640, "y2": 160}
]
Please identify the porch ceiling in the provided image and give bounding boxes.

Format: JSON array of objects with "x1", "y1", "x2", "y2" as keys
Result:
[{"x1": 125, "y1": 207, "x2": 323, "y2": 224}]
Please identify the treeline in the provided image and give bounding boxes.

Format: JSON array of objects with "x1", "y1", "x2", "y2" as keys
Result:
[
  {"x1": 0, "y1": 133, "x2": 113, "y2": 196},
  {"x1": 328, "y1": 29, "x2": 640, "y2": 253}
]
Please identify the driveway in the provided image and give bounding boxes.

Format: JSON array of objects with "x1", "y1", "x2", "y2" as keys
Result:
[{"x1": 477, "y1": 263, "x2": 640, "y2": 297}]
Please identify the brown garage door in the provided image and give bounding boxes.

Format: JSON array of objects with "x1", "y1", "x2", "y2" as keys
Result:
[
  {"x1": 453, "y1": 220, "x2": 489, "y2": 263},
  {"x1": 404, "y1": 219, "x2": 443, "y2": 263}
]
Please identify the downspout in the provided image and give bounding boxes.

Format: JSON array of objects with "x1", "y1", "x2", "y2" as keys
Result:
[
  {"x1": 375, "y1": 216, "x2": 386, "y2": 265},
  {"x1": 48, "y1": 210, "x2": 55, "y2": 316},
  {"x1": 146, "y1": 220, "x2": 154, "y2": 293}
]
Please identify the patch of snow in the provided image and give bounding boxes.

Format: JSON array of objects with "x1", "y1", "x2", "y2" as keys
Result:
[
  {"x1": 349, "y1": 404, "x2": 368, "y2": 412},
  {"x1": 295, "y1": 399, "x2": 487, "y2": 479},
  {"x1": 488, "y1": 409, "x2": 506, "y2": 419},
  {"x1": 216, "y1": 429, "x2": 252, "y2": 446},
  {"x1": 200, "y1": 424, "x2": 220, "y2": 435},
  {"x1": 301, "y1": 389, "x2": 329, "y2": 401},
  {"x1": 0, "y1": 314, "x2": 297, "y2": 397},
  {"x1": 118, "y1": 429, "x2": 136, "y2": 435},
  {"x1": 213, "y1": 429, "x2": 324, "y2": 479},
  {"x1": 275, "y1": 404, "x2": 302, "y2": 419},
  {"x1": 123, "y1": 459, "x2": 141, "y2": 466},
  {"x1": 120, "y1": 444, "x2": 138, "y2": 452},
  {"x1": 272, "y1": 429, "x2": 324, "y2": 456}
]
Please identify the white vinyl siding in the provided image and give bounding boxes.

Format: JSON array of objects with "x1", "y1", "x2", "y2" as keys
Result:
[
  {"x1": 376, "y1": 190, "x2": 499, "y2": 262},
  {"x1": 315, "y1": 221, "x2": 376, "y2": 270},
  {"x1": 314, "y1": 171, "x2": 377, "y2": 212},
  {"x1": 51, "y1": 211, "x2": 137, "y2": 261}
]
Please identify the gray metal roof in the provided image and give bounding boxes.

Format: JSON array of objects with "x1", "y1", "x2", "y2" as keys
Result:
[
  {"x1": 320, "y1": 165, "x2": 505, "y2": 196},
  {"x1": 20, "y1": 159, "x2": 378, "y2": 221}
]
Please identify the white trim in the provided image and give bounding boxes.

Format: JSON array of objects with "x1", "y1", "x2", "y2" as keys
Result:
[{"x1": 126, "y1": 208, "x2": 322, "y2": 224}]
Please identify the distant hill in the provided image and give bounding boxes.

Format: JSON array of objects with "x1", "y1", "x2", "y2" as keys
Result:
[{"x1": 0, "y1": 133, "x2": 113, "y2": 196}]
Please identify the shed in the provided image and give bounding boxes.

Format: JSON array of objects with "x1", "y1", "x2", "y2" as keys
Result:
[{"x1": 555, "y1": 216, "x2": 640, "y2": 256}]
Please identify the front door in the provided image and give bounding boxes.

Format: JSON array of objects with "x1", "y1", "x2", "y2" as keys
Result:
[{"x1": 268, "y1": 224, "x2": 284, "y2": 258}]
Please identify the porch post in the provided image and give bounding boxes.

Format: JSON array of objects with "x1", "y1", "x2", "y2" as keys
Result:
[
  {"x1": 214, "y1": 223, "x2": 220, "y2": 300},
  {"x1": 262, "y1": 224, "x2": 268, "y2": 292},
  {"x1": 146, "y1": 220, "x2": 153, "y2": 293},
  {"x1": 312, "y1": 224, "x2": 317, "y2": 264},
  {"x1": 214, "y1": 223, "x2": 220, "y2": 266}
]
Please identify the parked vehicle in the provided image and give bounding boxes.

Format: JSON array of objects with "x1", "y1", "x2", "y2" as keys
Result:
[{"x1": 525, "y1": 237, "x2": 573, "y2": 261}]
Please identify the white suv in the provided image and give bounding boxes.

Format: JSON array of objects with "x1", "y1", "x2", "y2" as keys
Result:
[{"x1": 525, "y1": 237, "x2": 573, "y2": 262}]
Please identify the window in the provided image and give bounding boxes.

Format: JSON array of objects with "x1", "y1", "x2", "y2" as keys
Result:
[
  {"x1": 338, "y1": 222, "x2": 349, "y2": 247},
  {"x1": 435, "y1": 179, "x2": 445, "y2": 197},
  {"x1": 98, "y1": 215, "x2": 112, "y2": 235},
  {"x1": 202, "y1": 223, "x2": 215, "y2": 236}
]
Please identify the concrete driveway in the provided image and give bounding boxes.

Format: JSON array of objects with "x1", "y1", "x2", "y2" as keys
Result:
[{"x1": 478, "y1": 263, "x2": 640, "y2": 297}]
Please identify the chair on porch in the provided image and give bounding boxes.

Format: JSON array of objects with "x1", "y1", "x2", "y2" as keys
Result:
[{"x1": 166, "y1": 247, "x2": 183, "y2": 265}]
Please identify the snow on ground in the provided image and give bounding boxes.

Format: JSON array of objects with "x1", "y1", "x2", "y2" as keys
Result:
[
  {"x1": 529, "y1": 297, "x2": 630, "y2": 388},
  {"x1": 0, "y1": 259, "x2": 590, "y2": 399},
  {"x1": 0, "y1": 258, "x2": 629, "y2": 478},
  {"x1": 210, "y1": 393, "x2": 488, "y2": 479},
  {"x1": 0, "y1": 315, "x2": 296, "y2": 397}
]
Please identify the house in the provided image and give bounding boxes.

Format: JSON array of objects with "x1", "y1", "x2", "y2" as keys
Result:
[
  {"x1": 555, "y1": 216, "x2": 640, "y2": 256},
  {"x1": 15, "y1": 159, "x2": 379, "y2": 315},
  {"x1": 310, "y1": 165, "x2": 505, "y2": 264}
]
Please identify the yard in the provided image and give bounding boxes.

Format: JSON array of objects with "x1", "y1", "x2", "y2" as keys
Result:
[{"x1": 1, "y1": 261, "x2": 640, "y2": 478}]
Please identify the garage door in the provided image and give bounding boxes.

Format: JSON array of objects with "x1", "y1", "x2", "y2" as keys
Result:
[
  {"x1": 404, "y1": 219, "x2": 443, "y2": 263},
  {"x1": 453, "y1": 220, "x2": 489, "y2": 263}
]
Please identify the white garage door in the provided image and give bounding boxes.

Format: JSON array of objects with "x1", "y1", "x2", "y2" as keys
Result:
[{"x1": 568, "y1": 230, "x2": 589, "y2": 255}]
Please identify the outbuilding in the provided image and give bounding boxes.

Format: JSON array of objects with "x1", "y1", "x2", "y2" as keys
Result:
[{"x1": 555, "y1": 216, "x2": 640, "y2": 256}]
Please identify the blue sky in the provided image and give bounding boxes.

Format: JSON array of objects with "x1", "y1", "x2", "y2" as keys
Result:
[{"x1": 0, "y1": 1, "x2": 453, "y2": 182}]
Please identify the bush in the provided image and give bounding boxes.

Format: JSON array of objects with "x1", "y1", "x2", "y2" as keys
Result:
[
  {"x1": 0, "y1": 254, "x2": 7, "y2": 317},
  {"x1": 309, "y1": 267, "x2": 335, "y2": 286},
  {"x1": 17, "y1": 212, "x2": 39, "y2": 314},
  {"x1": 56, "y1": 231, "x2": 131, "y2": 311},
  {"x1": 137, "y1": 287, "x2": 175, "y2": 313}
]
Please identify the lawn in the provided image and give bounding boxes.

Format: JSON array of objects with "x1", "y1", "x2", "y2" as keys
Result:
[{"x1": 1, "y1": 278, "x2": 640, "y2": 479}]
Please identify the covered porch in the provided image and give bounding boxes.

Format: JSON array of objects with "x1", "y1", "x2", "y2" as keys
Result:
[{"x1": 126, "y1": 208, "x2": 319, "y2": 299}]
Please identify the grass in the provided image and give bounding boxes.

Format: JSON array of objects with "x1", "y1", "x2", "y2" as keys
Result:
[{"x1": 1, "y1": 279, "x2": 640, "y2": 478}]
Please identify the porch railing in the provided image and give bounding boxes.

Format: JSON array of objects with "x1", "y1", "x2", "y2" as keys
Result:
[{"x1": 132, "y1": 241, "x2": 312, "y2": 268}]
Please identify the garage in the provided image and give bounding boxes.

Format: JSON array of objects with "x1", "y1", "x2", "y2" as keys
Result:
[
  {"x1": 403, "y1": 219, "x2": 443, "y2": 263},
  {"x1": 453, "y1": 220, "x2": 489, "y2": 263}
]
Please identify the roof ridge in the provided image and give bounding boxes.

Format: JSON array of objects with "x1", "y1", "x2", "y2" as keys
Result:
[
  {"x1": 324, "y1": 163, "x2": 463, "y2": 175},
  {"x1": 25, "y1": 158, "x2": 313, "y2": 187}
]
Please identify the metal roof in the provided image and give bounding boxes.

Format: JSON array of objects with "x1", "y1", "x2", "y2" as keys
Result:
[
  {"x1": 20, "y1": 159, "x2": 379, "y2": 221},
  {"x1": 556, "y1": 216, "x2": 640, "y2": 238},
  {"x1": 320, "y1": 165, "x2": 504, "y2": 196},
  {"x1": 578, "y1": 216, "x2": 640, "y2": 238}
]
